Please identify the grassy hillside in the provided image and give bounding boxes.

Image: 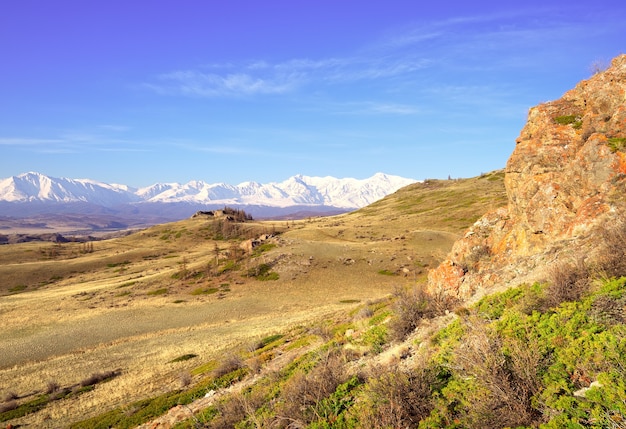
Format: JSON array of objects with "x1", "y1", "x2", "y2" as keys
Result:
[{"x1": 0, "y1": 172, "x2": 509, "y2": 427}]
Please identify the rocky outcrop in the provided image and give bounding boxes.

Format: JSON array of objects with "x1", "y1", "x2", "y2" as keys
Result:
[{"x1": 428, "y1": 54, "x2": 626, "y2": 301}]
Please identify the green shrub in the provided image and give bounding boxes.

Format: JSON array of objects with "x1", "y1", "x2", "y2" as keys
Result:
[
  {"x1": 252, "y1": 242, "x2": 276, "y2": 256},
  {"x1": 190, "y1": 287, "x2": 218, "y2": 295},
  {"x1": 607, "y1": 137, "x2": 626, "y2": 152},
  {"x1": 555, "y1": 114, "x2": 582, "y2": 129},
  {"x1": 8, "y1": 284, "x2": 27, "y2": 293},
  {"x1": 247, "y1": 263, "x2": 279, "y2": 281},
  {"x1": 276, "y1": 350, "x2": 349, "y2": 427},
  {"x1": 71, "y1": 366, "x2": 246, "y2": 429},
  {"x1": 252, "y1": 334, "x2": 284, "y2": 352},
  {"x1": 545, "y1": 258, "x2": 590, "y2": 308},
  {"x1": 355, "y1": 366, "x2": 438, "y2": 428},
  {"x1": 388, "y1": 286, "x2": 436, "y2": 341},
  {"x1": 217, "y1": 260, "x2": 240, "y2": 274},
  {"x1": 107, "y1": 260, "x2": 130, "y2": 268},
  {"x1": 0, "y1": 395, "x2": 50, "y2": 422},
  {"x1": 169, "y1": 354, "x2": 198, "y2": 363},
  {"x1": 362, "y1": 325, "x2": 387, "y2": 354}
]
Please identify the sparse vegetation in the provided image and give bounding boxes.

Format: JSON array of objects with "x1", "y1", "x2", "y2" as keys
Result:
[
  {"x1": 251, "y1": 242, "x2": 276, "y2": 256},
  {"x1": 389, "y1": 285, "x2": 438, "y2": 341},
  {"x1": 169, "y1": 354, "x2": 198, "y2": 363},
  {"x1": 0, "y1": 170, "x2": 534, "y2": 428},
  {"x1": 607, "y1": 137, "x2": 626, "y2": 152},
  {"x1": 555, "y1": 114, "x2": 583, "y2": 129},
  {"x1": 247, "y1": 262, "x2": 279, "y2": 280},
  {"x1": 8, "y1": 284, "x2": 27, "y2": 293},
  {"x1": 355, "y1": 365, "x2": 439, "y2": 428},
  {"x1": 79, "y1": 370, "x2": 120, "y2": 388},
  {"x1": 190, "y1": 287, "x2": 218, "y2": 295}
]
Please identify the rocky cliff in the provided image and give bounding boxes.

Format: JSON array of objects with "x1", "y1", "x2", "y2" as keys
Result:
[{"x1": 428, "y1": 54, "x2": 626, "y2": 301}]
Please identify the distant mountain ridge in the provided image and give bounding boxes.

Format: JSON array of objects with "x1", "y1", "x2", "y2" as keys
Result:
[{"x1": 0, "y1": 172, "x2": 417, "y2": 221}]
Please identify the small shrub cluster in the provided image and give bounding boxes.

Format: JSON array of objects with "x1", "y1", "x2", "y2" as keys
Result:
[
  {"x1": 607, "y1": 136, "x2": 626, "y2": 152},
  {"x1": 555, "y1": 114, "x2": 583, "y2": 129},
  {"x1": 461, "y1": 244, "x2": 491, "y2": 272},
  {"x1": 1, "y1": 371, "x2": 121, "y2": 424},
  {"x1": 422, "y1": 276, "x2": 626, "y2": 429},
  {"x1": 221, "y1": 207, "x2": 254, "y2": 222},
  {"x1": 211, "y1": 354, "x2": 244, "y2": 380},
  {"x1": 450, "y1": 317, "x2": 544, "y2": 428},
  {"x1": 80, "y1": 370, "x2": 120, "y2": 388},
  {"x1": 169, "y1": 353, "x2": 198, "y2": 363},
  {"x1": 545, "y1": 257, "x2": 591, "y2": 308},
  {"x1": 389, "y1": 285, "x2": 452, "y2": 341},
  {"x1": 246, "y1": 263, "x2": 279, "y2": 281},
  {"x1": 596, "y1": 215, "x2": 626, "y2": 279},
  {"x1": 274, "y1": 350, "x2": 351, "y2": 427},
  {"x1": 355, "y1": 365, "x2": 440, "y2": 428}
]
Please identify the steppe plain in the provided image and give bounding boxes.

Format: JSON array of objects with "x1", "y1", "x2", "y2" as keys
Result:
[{"x1": 0, "y1": 171, "x2": 506, "y2": 427}]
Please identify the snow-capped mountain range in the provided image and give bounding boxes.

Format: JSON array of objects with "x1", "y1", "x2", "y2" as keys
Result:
[{"x1": 0, "y1": 172, "x2": 417, "y2": 219}]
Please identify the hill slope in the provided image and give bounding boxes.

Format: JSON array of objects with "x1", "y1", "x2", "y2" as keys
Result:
[
  {"x1": 4, "y1": 55, "x2": 626, "y2": 428},
  {"x1": 50, "y1": 56, "x2": 626, "y2": 429},
  {"x1": 0, "y1": 171, "x2": 505, "y2": 427}
]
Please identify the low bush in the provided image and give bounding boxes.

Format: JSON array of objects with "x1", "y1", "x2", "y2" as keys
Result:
[
  {"x1": 212, "y1": 354, "x2": 244, "y2": 379},
  {"x1": 545, "y1": 258, "x2": 590, "y2": 308},
  {"x1": 169, "y1": 354, "x2": 198, "y2": 363},
  {"x1": 45, "y1": 380, "x2": 60, "y2": 395},
  {"x1": 389, "y1": 285, "x2": 439, "y2": 341},
  {"x1": 274, "y1": 350, "x2": 351, "y2": 427},
  {"x1": 355, "y1": 365, "x2": 438, "y2": 428},
  {"x1": 80, "y1": 370, "x2": 120, "y2": 387},
  {"x1": 0, "y1": 400, "x2": 17, "y2": 414},
  {"x1": 596, "y1": 216, "x2": 626, "y2": 279},
  {"x1": 555, "y1": 114, "x2": 583, "y2": 129},
  {"x1": 451, "y1": 317, "x2": 545, "y2": 428},
  {"x1": 247, "y1": 263, "x2": 279, "y2": 281},
  {"x1": 190, "y1": 287, "x2": 218, "y2": 295},
  {"x1": 607, "y1": 136, "x2": 626, "y2": 152},
  {"x1": 3, "y1": 392, "x2": 18, "y2": 402}
]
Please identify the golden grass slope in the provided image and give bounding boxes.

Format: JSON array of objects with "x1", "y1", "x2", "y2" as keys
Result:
[{"x1": 0, "y1": 171, "x2": 505, "y2": 427}]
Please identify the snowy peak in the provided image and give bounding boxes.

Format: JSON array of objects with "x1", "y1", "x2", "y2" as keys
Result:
[
  {"x1": 0, "y1": 172, "x2": 417, "y2": 210},
  {"x1": 0, "y1": 172, "x2": 139, "y2": 205}
]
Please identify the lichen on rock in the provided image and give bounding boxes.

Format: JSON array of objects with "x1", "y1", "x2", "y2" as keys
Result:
[{"x1": 428, "y1": 54, "x2": 626, "y2": 301}]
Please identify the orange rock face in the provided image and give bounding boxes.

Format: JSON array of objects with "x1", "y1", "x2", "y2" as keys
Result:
[{"x1": 428, "y1": 54, "x2": 626, "y2": 300}]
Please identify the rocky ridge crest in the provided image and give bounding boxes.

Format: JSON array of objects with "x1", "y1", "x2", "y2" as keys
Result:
[{"x1": 428, "y1": 54, "x2": 626, "y2": 301}]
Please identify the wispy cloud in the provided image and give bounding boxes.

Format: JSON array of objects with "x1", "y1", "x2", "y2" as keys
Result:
[
  {"x1": 330, "y1": 101, "x2": 421, "y2": 115},
  {"x1": 0, "y1": 127, "x2": 147, "y2": 154},
  {"x1": 0, "y1": 137, "x2": 65, "y2": 146},
  {"x1": 143, "y1": 52, "x2": 431, "y2": 98},
  {"x1": 146, "y1": 70, "x2": 301, "y2": 97},
  {"x1": 98, "y1": 124, "x2": 131, "y2": 132},
  {"x1": 141, "y1": 6, "x2": 621, "y2": 106},
  {"x1": 174, "y1": 140, "x2": 259, "y2": 155}
]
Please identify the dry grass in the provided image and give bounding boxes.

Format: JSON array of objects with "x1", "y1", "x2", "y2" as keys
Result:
[{"x1": 0, "y1": 171, "x2": 505, "y2": 427}]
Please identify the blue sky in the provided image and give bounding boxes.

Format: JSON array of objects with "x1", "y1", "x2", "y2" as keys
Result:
[{"x1": 1, "y1": 1, "x2": 625, "y2": 187}]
